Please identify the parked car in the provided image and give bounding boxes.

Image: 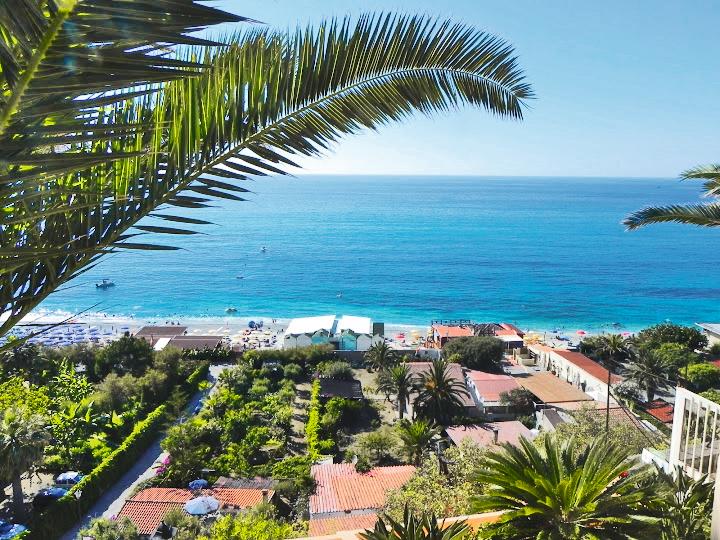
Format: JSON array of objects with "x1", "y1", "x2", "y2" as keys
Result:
[
  {"x1": 0, "y1": 520, "x2": 27, "y2": 540},
  {"x1": 32, "y1": 487, "x2": 68, "y2": 510},
  {"x1": 54, "y1": 471, "x2": 84, "y2": 488}
]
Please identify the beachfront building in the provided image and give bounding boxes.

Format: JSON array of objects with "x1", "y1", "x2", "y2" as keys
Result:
[
  {"x1": 135, "y1": 325, "x2": 187, "y2": 346},
  {"x1": 697, "y1": 323, "x2": 720, "y2": 346},
  {"x1": 308, "y1": 463, "x2": 415, "y2": 536},
  {"x1": 426, "y1": 320, "x2": 525, "y2": 349},
  {"x1": 527, "y1": 344, "x2": 622, "y2": 402},
  {"x1": 445, "y1": 421, "x2": 533, "y2": 449},
  {"x1": 282, "y1": 315, "x2": 384, "y2": 351},
  {"x1": 465, "y1": 370, "x2": 521, "y2": 419}
]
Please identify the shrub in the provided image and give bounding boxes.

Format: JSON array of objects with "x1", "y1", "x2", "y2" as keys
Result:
[
  {"x1": 442, "y1": 336, "x2": 504, "y2": 371},
  {"x1": 320, "y1": 361, "x2": 354, "y2": 380},
  {"x1": 637, "y1": 323, "x2": 708, "y2": 351},
  {"x1": 93, "y1": 335, "x2": 154, "y2": 379},
  {"x1": 499, "y1": 388, "x2": 535, "y2": 416},
  {"x1": 686, "y1": 363, "x2": 720, "y2": 392},
  {"x1": 700, "y1": 389, "x2": 720, "y2": 405},
  {"x1": 710, "y1": 343, "x2": 720, "y2": 356},
  {"x1": 321, "y1": 397, "x2": 361, "y2": 431},
  {"x1": 282, "y1": 363, "x2": 303, "y2": 381}
]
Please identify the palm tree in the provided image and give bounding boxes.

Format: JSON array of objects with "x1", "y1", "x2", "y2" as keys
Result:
[
  {"x1": 414, "y1": 358, "x2": 469, "y2": 425},
  {"x1": 624, "y1": 164, "x2": 720, "y2": 229},
  {"x1": 377, "y1": 364, "x2": 415, "y2": 419},
  {"x1": 365, "y1": 342, "x2": 401, "y2": 372},
  {"x1": 396, "y1": 419, "x2": 441, "y2": 466},
  {"x1": 623, "y1": 348, "x2": 672, "y2": 402},
  {"x1": 360, "y1": 507, "x2": 471, "y2": 540},
  {"x1": 0, "y1": 407, "x2": 50, "y2": 517},
  {"x1": 1, "y1": 14, "x2": 532, "y2": 340},
  {"x1": 473, "y1": 436, "x2": 658, "y2": 539}
]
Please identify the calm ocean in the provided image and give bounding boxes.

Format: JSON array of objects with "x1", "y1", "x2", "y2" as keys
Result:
[{"x1": 37, "y1": 176, "x2": 720, "y2": 332}]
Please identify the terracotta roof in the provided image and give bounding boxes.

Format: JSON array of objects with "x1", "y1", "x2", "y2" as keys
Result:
[
  {"x1": 446, "y1": 422, "x2": 532, "y2": 448},
  {"x1": 432, "y1": 325, "x2": 474, "y2": 338},
  {"x1": 644, "y1": 400, "x2": 674, "y2": 423},
  {"x1": 552, "y1": 350, "x2": 623, "y2": 384},
  {"x1": 310, "y1": 463, "x2": 415, "y2": 515},
  {"x1": 466, "y1": 371, "x2": 520, "y2": 402},
  {"x1": 514, "y1": 372, "x2": 593, "y2": 404},
  {"x1": 309, "y1": 513, "x2": 379, "y2": 536},
  {"x1": 406, "y1": 362, "x2": 474, "y2": 408},
  {"x1": 117, "y1": 501, "x2": 181, "y2": 534},
  {"x1": 118, "y1": 487, "x2": 273, "y2": 534},
  {"x1": 214, "y1": 476, "x2": 277, "y2": 490},
  {"x1": 499, "y1": 323, "x2": 524, "y2": 337}
]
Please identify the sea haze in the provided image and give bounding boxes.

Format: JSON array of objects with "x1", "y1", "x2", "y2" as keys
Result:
[{"x1": 38, "y1": 176, "x2": 720, "y2": 331}]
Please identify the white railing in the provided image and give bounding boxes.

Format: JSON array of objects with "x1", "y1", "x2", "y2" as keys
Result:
[{"x1": 669, "y1": 387, "x2": 720, "y2": 480}]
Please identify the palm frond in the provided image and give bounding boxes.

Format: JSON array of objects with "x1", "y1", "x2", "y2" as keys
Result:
[
  {"x1": 0, "y1": 0, "x2": 247, "y2": 179},
  {"x1": 1, "y1": 13, "x2": 532, "y2": 337},
  {"x1": 623, "y1": 203, "x2": 720, "y2": 230}
]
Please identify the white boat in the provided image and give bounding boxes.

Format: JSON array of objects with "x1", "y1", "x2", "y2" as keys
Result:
[
  {"x1": 96, "y1": 279, "x2": 115, "y2": 289},
  {"x1": 225, "y1": 307, "x2": 238, "y2": 313}
]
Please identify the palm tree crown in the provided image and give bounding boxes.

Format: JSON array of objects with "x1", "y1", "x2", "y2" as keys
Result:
[
  {"x1": 396, "y1": 418, "x2": 441, "y2": 466},
  {"x1": 623, "y1": 348, "x2": 672, "y2": 402},
  {"x1": 473, "y1": 436, "x2": 657, "y2": 539},
  {"x1": 0, "y1": 407, "x2": 50, "y2": 516},
  {"x1": 365, "y1": 342, "x2": 401, "y2": 372},
  {"x1": 360, "y1": 507, "x2": 471, "y2": 540},
  {"x1": 377, "y1": 364, "x2": 415, "y2": 419},
  {"x1": 414, "y1": 358, "x2": 469, "y2": 425}
]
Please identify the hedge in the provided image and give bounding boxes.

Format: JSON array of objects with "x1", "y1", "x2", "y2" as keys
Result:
[
  {"x1": 28, "y1": 364, "x2": 209, "y2": 539},
  {"x1": 305, "y1": 380, "x2": 321, "y2": 458},
  {"x1": 28, "y1": 404, "x2": 167, "y2": 539},
  {"x1": 184, "y1": 361, "x2": 210, "y2": 392}
]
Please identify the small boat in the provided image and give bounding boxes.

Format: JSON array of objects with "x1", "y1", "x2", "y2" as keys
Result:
[
  {"x1": 95, "y1": 279, "x2": 115, "y2": 289},
  {"x1": 225, "y1": 307, "x2": 237, "y2": 314},
  {"x1": 236, "y1": 275, "x2": 244, "y2": 280},
  {"x1": 336, "y1": 292, "x2": 343, "y2": 298},
  {"x1": 261, "y1": 246, "x2": 267, "y2": 253}
]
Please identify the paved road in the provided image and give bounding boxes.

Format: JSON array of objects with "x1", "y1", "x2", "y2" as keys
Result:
[{"x1": 60, "y1": 364, "x2": 230, "y2": 540}]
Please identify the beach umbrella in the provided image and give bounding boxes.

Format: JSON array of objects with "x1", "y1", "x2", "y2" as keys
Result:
[
  {"x1": 576, "y1": 330, "x2": 586, "y2": 335},
  {"x1": 622, "y1": 331, "x2": 631, "y2": 336},
  {"x1": 184, "y1": 495, "x2": 219, "y2": 515},
  {"x1": 188, "y1": 479, "x2": 209, "y2": 490}
]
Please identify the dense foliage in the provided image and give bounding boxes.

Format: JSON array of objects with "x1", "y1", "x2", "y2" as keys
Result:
[{"x1": 442, "y1": 336, "x2": 504, "y2": 372}]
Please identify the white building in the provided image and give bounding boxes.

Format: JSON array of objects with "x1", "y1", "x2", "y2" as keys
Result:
[
  {"x1": 697, "y1": 323, "x2": 720, "y2": 346},
  {"x1": 283, "y1": 315, "x2": 384, "y2": 351},
  {"x1": 527, "y1": 344, "x2": 622, "y2": 403}
]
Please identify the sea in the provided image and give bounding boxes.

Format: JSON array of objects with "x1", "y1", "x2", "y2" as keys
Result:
[{"x1": 35, "y1": 175, "x2": 720, "y2": 333}]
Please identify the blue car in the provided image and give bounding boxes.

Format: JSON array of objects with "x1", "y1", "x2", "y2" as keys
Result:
[
  {"x1": 0, "y1": 520, "x2": 27, "y2": 540},
  {"x1": 54, "y1": 471, "x2": 84, "y2": 488}
]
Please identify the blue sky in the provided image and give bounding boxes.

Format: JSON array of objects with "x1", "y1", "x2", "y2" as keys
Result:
[{"x1": 215, "y1": 0, "x2": 719, "y2": 177}]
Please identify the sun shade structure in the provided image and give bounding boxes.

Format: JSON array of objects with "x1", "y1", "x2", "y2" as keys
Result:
[
  {"x1": 514, "y1": 372, "x2": 594, "y2": 404},
  {"x1": 184, "y1": 495, "x2": 220, "y2": 515}
]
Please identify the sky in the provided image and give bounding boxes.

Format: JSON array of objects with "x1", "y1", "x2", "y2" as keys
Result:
[{"x1": 212, "y1": 0, "x2": 719, "y2": 177}]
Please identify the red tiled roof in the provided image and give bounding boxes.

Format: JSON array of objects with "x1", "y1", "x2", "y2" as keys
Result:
[
  {"x1": 309, "y1": 514, "x2": 378, "y2": 536},
  {"x1": 406, "y1": 362, "x2": 475, "y2": 407},
  {"x1": 310, "y1": 463, "x2": 415, "y2": 515},
  {"x1": 118, "y1": 487, "x2": 273, "y2": 534},
  {"x1": 644, "y1": 400, "x2": 674, "y2": 423},
  {"x1": 553, "y1": 350, "x2": 623, "y2": 384},
  {"x1": 466, "y1": 371, "x2": 520, "y2": 402},
  {"x1": 499, "y1": 323, "x2": 524, "y2": 337},
  {"x1": 446, "y1": 422, "x2": 532, "y2": 448},
  {"x1": 432, "y1": 325, "x2": 474, "y2": 338},
  {"x1": 117, "y1": 501, "x2": 182, "y2": 534}
]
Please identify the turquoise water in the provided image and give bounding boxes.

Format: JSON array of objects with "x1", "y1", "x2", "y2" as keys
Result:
[{"x1": 37, "y1": 176, "x2": 720, "y2": 331}]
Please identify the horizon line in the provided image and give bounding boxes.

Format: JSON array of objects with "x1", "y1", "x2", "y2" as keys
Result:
[{"x1": 286, "y1": 173, "x2": 679, "y2": 180}]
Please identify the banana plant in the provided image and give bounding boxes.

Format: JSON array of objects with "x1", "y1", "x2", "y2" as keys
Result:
[{"x1": 2, "y1": 13, "x2": 533, "y2": 338}]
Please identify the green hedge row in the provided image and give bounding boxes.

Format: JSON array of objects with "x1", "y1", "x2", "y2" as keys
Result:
[
  {"x1": 305, "y1": 380, "x2": 321, "y2": 459},
  {"x1": 28, "y1": 404, "x2": 167, "y2": 539},
  {"x1": 28, "y1": 363, "x2": 209, "y2": 540}
]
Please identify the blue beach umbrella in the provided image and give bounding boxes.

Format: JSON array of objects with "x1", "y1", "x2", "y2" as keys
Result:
[{"x1": 188, "y1": 479, "x2": 209, "y2": 490}]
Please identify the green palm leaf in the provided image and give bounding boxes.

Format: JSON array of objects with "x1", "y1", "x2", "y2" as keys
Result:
[{"x1": 1, "y1": 13, "x2": 532, "y2": 338}]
